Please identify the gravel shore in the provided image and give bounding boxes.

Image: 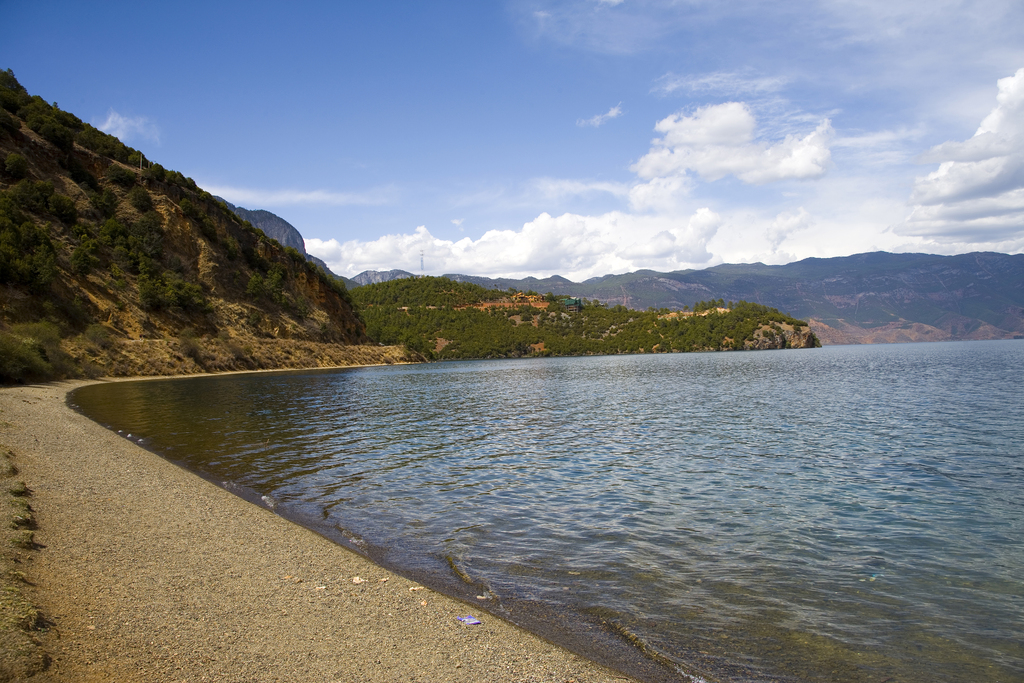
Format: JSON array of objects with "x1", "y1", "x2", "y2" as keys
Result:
[{"x1": 0, "y1": 380, "x2": 636, "y2": 683}]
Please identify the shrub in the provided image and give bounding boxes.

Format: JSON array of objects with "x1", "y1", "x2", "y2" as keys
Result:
[
  {"x1": 70, "y1": 239, "x2": 99, "y2": 274},
  {"x1": 47, "y1": 193, "x2": 78, "y2": 225},
  {"x1": 8, "y1": 179, "x2": 53, "y2": 212},
  {"x1": 129, "y1": 211, "x2": 164, "y2": 258},
  {"x1": 246, "y1": 273, "x2": 265, "y2": 299},
  {"x1": 0, "y1": 330, "x2": 52, "y2": 382},
  {"x1": 4, "y1": 153, "x2": 27, "y2": 179},
  {"x1": 223, "y1": 237, "x2": 239, "y2": 261},
  {"x1": 105, "y1": 164, "x2": 135, "y2": 188},
  {"x1": 38, "y1": 120, "x2": 73, "y2": 152},
  {"x1": 0, "y1": 322, "x2": 75, "y2": 380},
  {"x1": 179, "y1": 197, "x2": 199, "y2": 219},
  {"x1": 83, "y1": 323, "x2": 113, "y2": 349},
  {"x1": 127, "y1": 185, "x2": 153, "y2": 213},
  {"x1": 76, "y1": 124, "x2": 128, "y2": 160},
  {"x1": 90, "y1": 188, "x2": 118, "y2": 218},
  {"x1": 66, "y1": 155, "x2": 99, "y2": 190},
  {"x1": 0, "y1": 108, "x2": 17, "y2": 133},
  {"x1": 142, "y1": 163, "x2": 166, "y2": 182}
]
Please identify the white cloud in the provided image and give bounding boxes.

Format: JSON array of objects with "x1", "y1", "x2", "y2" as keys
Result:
[
  {"x1": 628, "y1": 175, "x2": 690, "y2": 212},
  {"x1": 631, "y1": 102, "x2": 833, "y2": 185},
  {"x1": 96, "y1": 109, "x2": 160, "y2": 145},
  {"x1": 653, "y1": 71, "x2": 788, "y2": 97},
  {"x1": 530, "y1": 177, "x2": 630, "y2": 199},
  {"x1": 307, "y1": 99, "x2": 849, "y2": 279},
  {"x1": 306, "y1": 207, "x2": 727, "y2": 280},
  {"x1": 202, "y1": 184, "x2": 396, "y2": 207},
  {"x1": 451, "y1": 218, "x2": 464, "y2": 226},
  {"x1": 577, "y1": 103, "x2": 623, "y2": 127},
  {"x1": 766, "y1": 207, "x2": 812, "y2": 251},
  {"x1": 899, "y1": 67, "x2": 1024, "y2": 243}
]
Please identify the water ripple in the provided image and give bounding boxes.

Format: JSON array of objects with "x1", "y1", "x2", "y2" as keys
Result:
[{"x1": 73, "y1": 341, "x2": 1024, "y2": 683}]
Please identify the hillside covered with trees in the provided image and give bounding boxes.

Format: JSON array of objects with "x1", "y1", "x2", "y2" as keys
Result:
[
  {"x1": 350, "y1": 276, "x2": 820, "y2": 360},
  {"x1": 0, "y1": 70, "x2": 417, "y2": 382}
]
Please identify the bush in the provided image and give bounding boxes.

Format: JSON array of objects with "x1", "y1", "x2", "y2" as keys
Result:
[
  {"x1": 76, "y1": 125, "x2": 129, "y2": 160},
  {"x1": 137, "y1": 274, "x2": 163, "y2": 310},
  {"x1": 70, "y1": 239, "x2": 98, "y2": 274},
  {"x1": 142, "y1": 163, "x2": 166, "y2": 182},
  {"x1": 38, "y1": 120, "x2": 74, "y2": 152},
  {"x1": 177, "y1": 328, "x2": 203, "y2": 362},
  {"x1": 246, "y1": 273, "x2": 265, "y2": 299},
  {"x1": 83, "y1": 323, "x2": 112, "y2": 349},
  {"x1": 127, "y1": 185, "x2": 153, "y2": 213},
  {"x1": 179, "y1": 197, "x2": 199, "y2": 219},
  {"x1": 8, "y1": 179, "x2": 53, "y2": 212},
  {"x1": 47, "y1": 193, "x2": 78, "y2": 225},
  {"x1": 4, "y1": 153, "x2": 27, "y2": 179},
  {"x1": 0, "y1": 108, "x2": 17, "y2": 133},
  {"x1": 0, "y1": 330, "x2": 52, "y2": 382},
  {"x1": 0, "y1": 322, "x2": 74, "y2": 381},
  {"x1": 105, "y1": 164, "x2": 135, "y2": 188},
  {"x1": 90, "y1": 188, "x2": 118, "y2": 218},
  {"x1": 66, "y1": 155, "x2": 99, "y2": 190}
]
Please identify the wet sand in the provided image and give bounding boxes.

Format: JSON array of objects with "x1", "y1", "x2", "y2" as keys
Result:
[{"x1": 0, "y1": 379, "x2": 637, "y2": 682}]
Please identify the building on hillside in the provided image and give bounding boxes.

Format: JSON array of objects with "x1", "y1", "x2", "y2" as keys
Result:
[{"x1": 563, "y1": 297, "x2": 582, "y2": 313}]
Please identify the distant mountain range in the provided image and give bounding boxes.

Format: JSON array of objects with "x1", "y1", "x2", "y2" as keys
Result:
[
  {"x1": 225, "y1": 204, "x2": 1023, "y2": 345},
  {"x1": 344, "y1": 252, "x2": 1024, "y2": 344}
]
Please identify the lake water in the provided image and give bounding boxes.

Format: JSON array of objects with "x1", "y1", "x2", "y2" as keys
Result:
[{"x1": 71, "y1": 341, "x2": 1024, "y2": 683}]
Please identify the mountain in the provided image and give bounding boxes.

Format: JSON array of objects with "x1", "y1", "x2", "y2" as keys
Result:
[
  {"x1": 0, "y1": 70, "x2": 417, "y2": 381},
  {"x1": 351, "y1": 269, "x2": 416, "y2": 286},
  {"x1": 567, "y1": 253, "x2": 1024, "y2": 344},
  {"x1": 349, "y1": 252, "x2": 1024, "y2": 344},
  {"x1": 215, "y1": 199, "x2": 344, "y2": 283},
  {"x1": 216, "y1": 200, "x2": 307, "y2": 253}
]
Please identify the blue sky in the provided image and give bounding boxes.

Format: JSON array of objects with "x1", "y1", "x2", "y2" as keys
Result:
[{"x1": 4, "y1": 1, "x2": 1023, "y2": 279}]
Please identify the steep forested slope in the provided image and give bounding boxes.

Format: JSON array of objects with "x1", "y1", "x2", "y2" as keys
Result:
[{"x1": 0, "y1": 70, "x2": 416, "y2": 381}]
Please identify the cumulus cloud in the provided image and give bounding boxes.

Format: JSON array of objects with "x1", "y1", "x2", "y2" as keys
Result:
[
  {"x1": 306, "y1": 207, "x2": 726, "y2": 279},
  {"x1": 307, "y1": 99, "x2": 843, "y2": 278},
  {"x1": 203, "y1": 184, "x2": 396, "y2": 207},
  {"x1": 900, "y1": 67, "x2": 1024, "y2": 242},
  {"x1": 577, "y1": 103, "x2": 623, "y2": 127},
  {"x1": 97, "y1": 109, "x2": 160, "y2": 144},
  {"x1": 631, "y1": 102, "x2": 833, "y2": 185}
]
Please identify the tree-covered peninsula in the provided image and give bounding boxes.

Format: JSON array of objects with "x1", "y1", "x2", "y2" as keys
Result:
[{"x1": 350, "y1": 276, "x2": 820, "y2": 360}]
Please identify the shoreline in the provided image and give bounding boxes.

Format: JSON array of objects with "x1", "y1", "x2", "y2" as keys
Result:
[{"x1": 0, "y1": 379, "x2": 639, "y2": 682}]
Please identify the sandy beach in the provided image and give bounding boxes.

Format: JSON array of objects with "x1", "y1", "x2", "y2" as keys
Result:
[{"x1": 0, "y1": 379, "x2": 637, "y2": 683}]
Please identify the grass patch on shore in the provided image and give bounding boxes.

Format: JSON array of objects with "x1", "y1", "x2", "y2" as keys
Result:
[{"x1": 0, "y1": 446, "x2": 49, "y2": 681}]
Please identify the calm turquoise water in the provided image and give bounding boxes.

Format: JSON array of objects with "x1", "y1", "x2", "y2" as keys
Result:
[{"x1": 71, "y1": 341, "x2": 1024, "y2": 683}]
